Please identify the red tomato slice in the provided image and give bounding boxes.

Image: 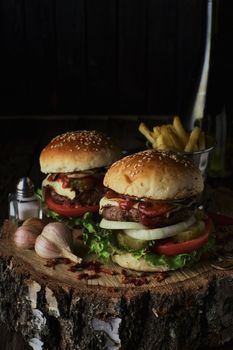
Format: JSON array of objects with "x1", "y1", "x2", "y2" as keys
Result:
[
  {"x1": 153, "y1": 216, "x2": 212, "y2": 256},
  {"x1": 46, "y1": 194, "x2": 99, "y2": 217}
]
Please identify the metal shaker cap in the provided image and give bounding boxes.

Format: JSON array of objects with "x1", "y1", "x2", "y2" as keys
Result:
[{"x1": 16, "y1": 177, "x2": 35, "y2": 199}]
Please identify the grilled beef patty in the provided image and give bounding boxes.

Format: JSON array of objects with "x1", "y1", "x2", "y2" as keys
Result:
[
  {"x1": 102, "y1": 206, "x2": 195, "y2": 227},
  {"x1": 49, "y1": 188, "x2": 102, "y2": 206}
]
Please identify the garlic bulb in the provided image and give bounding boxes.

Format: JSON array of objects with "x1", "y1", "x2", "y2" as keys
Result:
[
  {"x1": 23, "y1": 217, "x2": 45, "y2": 233},
  {"x1": 14, "y1": 225, "x2": 41, "y2": 249},
  {"x1": 35, "y1": 222, "x2": 82, "y2": 264}
]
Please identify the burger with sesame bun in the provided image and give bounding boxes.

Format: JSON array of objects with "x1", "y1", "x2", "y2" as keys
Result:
[
  {"x1": 85, "y1": 149, "x2": 214, "y2": 272},
  {"x1": 39, "y1": 130, "x2": 121, "y2": 225}
]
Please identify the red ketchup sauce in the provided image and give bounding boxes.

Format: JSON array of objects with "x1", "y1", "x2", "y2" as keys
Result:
[
  {"x1": 47, "y1": 173, "x2": 104, "y2": 190},
  {"x1": 47, "y1": 174, "x2": 70, "y2": 188},
  {"x1": 105, "y1": 190, "x2": 173, "y2": 228},
  {"x1": 105, "y1": 190, "x2": 136, "y2": 210}
]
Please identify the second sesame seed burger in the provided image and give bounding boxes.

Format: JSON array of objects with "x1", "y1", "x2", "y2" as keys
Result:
[
  {"x1": 86, "y1": 149, "x2": 214, "y2": 272},
  {"x1": 39, "y1": 130, "x2": 121, "y2": 224}
]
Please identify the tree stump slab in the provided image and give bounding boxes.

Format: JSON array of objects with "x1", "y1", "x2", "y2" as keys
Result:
[{"x1": 1, "y1": 220, "x2": 233, "y2": 350}]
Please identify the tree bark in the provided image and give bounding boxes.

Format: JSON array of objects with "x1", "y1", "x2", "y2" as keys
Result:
[{"x1": 1, "y1": 220, "x2": 233, "y2": 350}]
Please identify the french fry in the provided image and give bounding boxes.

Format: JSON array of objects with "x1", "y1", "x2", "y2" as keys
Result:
[
  {"x1": 198, "y1": 131, "x2": 206, "y2": 150},
  {"x1": 173, "y1": 116, "x2": 189, "y2": 147},
  {"x1": 151, "y1": 142, "x2": 157, "y2": 149},
  {"x1": 167, "y1": 126, "x2": 184, "y2": 151},
  {"x1": 139, "y1": 122, "x2": 156, "y2": 145},
  {"x1": 184, "y1": 127, "x2": 201, "y2": 152},
  {"x1": 156, "y1": 134, "x2": 168, "y2": 150},
  {"x1": 160, "y1": 125, "x2": 174, "y2": 149},
  {"x1": 138, "y1": 116, "x2": 207, "y2": 153},
  {"x1": 152, "y1": 126, "x2": 161, "y2": 139}
]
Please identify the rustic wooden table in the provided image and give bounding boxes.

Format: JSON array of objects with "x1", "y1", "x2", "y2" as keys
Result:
[{"x1": 0, "y1": 116, "x2": 233, "y2": 350}]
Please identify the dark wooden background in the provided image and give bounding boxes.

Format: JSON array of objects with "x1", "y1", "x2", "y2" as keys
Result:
[{"x1": 0, "y1": 0, "x2": 232, "y2": 120}]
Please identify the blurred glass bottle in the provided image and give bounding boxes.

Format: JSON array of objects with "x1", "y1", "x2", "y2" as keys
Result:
[
  {"x1": 188, "y1": 0, "x2": 217, "y2": 131},
  {"x1": 187, "y1": 0, "x2": 232, "y2": 177},
  {"x1": 205, "y1": 106, "x2": 232, "y2": 177},
  {"x1": 203, "y1": 0, "x2": 233, "y2": 177}
]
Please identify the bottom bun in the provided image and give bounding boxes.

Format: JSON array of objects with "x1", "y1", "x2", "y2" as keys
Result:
[{"x1": 112, "y1": 253, "x2": 169, "y2": 272}]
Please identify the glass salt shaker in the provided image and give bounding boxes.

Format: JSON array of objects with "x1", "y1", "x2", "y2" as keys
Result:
[{"x1": 8, "y1": 177, "x2": 41, "y2": 225}]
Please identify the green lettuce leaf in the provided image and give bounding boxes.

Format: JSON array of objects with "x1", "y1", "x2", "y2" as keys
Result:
[
  {"x1": 83, "y1": 217, "x2": 215, "y2": 270},
  {"x1": 82, "y1": 213, "x2": 114, "y2": 260},
  {"x1": 43, "y1": 206, "x2": 85, "y2": 227},
  {"x1": 36, "y1": 188, "x2": 43, "y2": 200}
]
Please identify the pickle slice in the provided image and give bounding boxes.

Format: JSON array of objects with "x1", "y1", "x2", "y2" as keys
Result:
[
  {"x1": 173, "y1": 220, "x2": 205, "y2": 242},
  {"x1": 116, "y1": 231, "x2": 148, "y2": 250}
]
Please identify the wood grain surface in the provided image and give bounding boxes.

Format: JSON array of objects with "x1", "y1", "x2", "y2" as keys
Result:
[
  {"x1": 1, "y1": 217, "x2": 233, "y2": 350},
  {"x1": 0, "y1": 221, "x2": 228, "y2": 293}
]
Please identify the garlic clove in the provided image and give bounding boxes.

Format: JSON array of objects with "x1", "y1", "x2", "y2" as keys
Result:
[
  {"x1": 23, "y1": 217, "x2": 45, "y2": 233},
  {"x1": 14, "y1": 225, "x2": 40, "y2": 249},
  {"x1": 35, "y1": 222, "x2": 82, "y2": 264},
  {"x1": 35, "y1": 235, "x2": 62, "y2": 259},
  {"x1": 60, "y1": 248, "x2": 82, "y2": 264},
  {"x1": 41, "y1": 222, "x2": 73, "y2": 248}
]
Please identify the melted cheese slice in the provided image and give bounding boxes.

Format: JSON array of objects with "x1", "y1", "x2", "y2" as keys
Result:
[
  {"x1": 99, "y1": 196, "x2": 140, "y2": 213},
  {"x1": 42, "y1": 177, "x2": 76, "y2": 200},
  {"x1": 99, "y1": 197, "x2": 119, "y2": 213}
]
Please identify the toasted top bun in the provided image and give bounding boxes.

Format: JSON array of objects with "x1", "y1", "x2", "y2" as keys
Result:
[
  {"x1": 104, "y1": 149, "x2": 204, "y2": 200},
  {"x1": 40, "y1": 130, "x2": 121, "y2": 173},
  {"x1": 112, "y1": 253, "x2": 169, "y2": 272}
]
